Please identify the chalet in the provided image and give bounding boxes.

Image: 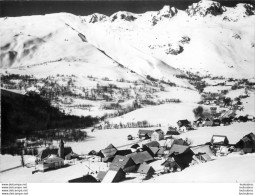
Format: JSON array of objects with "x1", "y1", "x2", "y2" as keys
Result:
[
  {"x1": 101, "y1": 168, "x2": 126, "y2": 183},
  {"x1": 97, "y1": 144, "x2": 117, "y2": 162},
  {"x1": 164, "y1": 138, "x2": 188, "y2": 149},
  {"x1": 110, "y1": 155, "x2": 137, "y2": 173},
  {"x1": 138, "y1": 129, "x2": 155, "y2": 139},
  {"x1": 202, "y1": 118, "x2": 213, "y2": 127},
  {"x1": 137, "y1": 164, "x2": 155, "y2": 177},
  {"x1": 138, "y1": 129, "x2": 163, "y2": 140},
  {"x1": 162, "y1": 149, "x2": 194, "y2": 172},
  {"x1": 127, "y1": 151, "x2": 154, "y2": 165},
  {"x1": 235, "y1": 133, "x2": 255, "y2": 153},
  {"x1": 173, "y1": 149, "x2": 194, "y2": 170},
  {"x1": 211, "y1": 135, "x2": 229, "y2": 146},
  {"x1": 177, "y1": 119, "x2": 191, "y2": 128},
  {"x1": 68, "y1": 175, "x2": 99, "y2": 183},
  {"x1": 221, "y1": 118, "x2": 232, "y2": 126},
  {"x1": 212, "y1": 119, "x2": 221, "y2": 126},
  {"x1": 193, "y1": 118, "x2": 203, "y2": 127},
  {"x1": 151, "y1": 129, "x2": 164, "y2": 141}
]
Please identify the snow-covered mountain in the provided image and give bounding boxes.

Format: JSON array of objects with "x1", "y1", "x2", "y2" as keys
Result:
[{"x1": 0, "y1": 0, "x2": 254, "y2": 80}]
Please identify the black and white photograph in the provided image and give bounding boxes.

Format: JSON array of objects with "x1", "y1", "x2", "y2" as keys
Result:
[{"x1": 0, "y1": 0, "x2": 255, "y2": 188}]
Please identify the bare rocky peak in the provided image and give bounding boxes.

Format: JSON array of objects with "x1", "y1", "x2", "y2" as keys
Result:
[
  {"x1": 83, "y1": 13, "x2": 109, "y2": 23},
  {"x1": 186, "y1": 0, "x2": 226, "y2": 16},
  {"x1": 110, "y1": 11, "x2": 138, "y2": 22}
]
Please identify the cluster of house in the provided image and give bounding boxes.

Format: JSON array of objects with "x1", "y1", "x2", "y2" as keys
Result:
[
  {"x1": 177, "y1": 115, "x2": 255, "y2": 133},
  {"x1": 34, "y1": 139, "x2": 79, "y2": 172},
  {"x1": 67, "y1": 126, "x2": 254, "y2": 183}
]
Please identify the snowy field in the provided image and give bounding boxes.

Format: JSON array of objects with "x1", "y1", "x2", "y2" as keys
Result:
[
  {"x1": 145, "y1": 154, "x2": 255, "y2": 183},
  {"x1": 109, "y1": 103, "x2": 197, "y2": 127},
  {"x1": 179, "y1": 122, "x2": 255, "y2": 146}
]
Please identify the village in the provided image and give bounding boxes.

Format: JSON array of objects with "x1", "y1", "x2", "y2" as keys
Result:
[{"x1": 1, "y1": 115, "x2": 254, "y2": 183}]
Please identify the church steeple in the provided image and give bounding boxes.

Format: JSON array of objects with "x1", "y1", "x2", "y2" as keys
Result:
[{"x1": 58, "y1": 139, "x2": 64, "y2": 159}]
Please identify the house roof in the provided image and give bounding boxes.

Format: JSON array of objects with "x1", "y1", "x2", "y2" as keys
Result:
[
  {"x1": 190, "y1": 145, "x2": 215, "y2": 158},
  {"x1": 155, "y1": 129, "x2": 163, "y2": 132},
  {"x1": 37, "y1": 148, "x2": 58, "y2": 160},
  {"x1": 43, "y1": 156, "x2": 64, "y2": 164},
  {"x1": 211, "y1": 135, "x2": 229, "y2": 145},
  {"x1": 137, "y1": 164, "x2": 155, "y2": 175},
  {"x1": 143, "y1": 141, "x2": 160, "y2": 148},
  {"x1": 130, "y1": 144, "x2": 140, "y2": 149},
  {"x1": 98, "y1": 144, "x2": 117, "y2": 158},
  {"x1": 247, "y1": 133, "x2": 255, "y2": 142},
  {"x1": 168, "y1": 144, "x2": 189, "y2": 157},
  {"x1": 68, "y1": 175, "x2": 98, "y2": 183},
  {"x1": 63, "y1": 147, "x2": 73, "y2": 156},
  {"x1": 110, "y1": 155, "x2": 135, "y2": 171},
  {"x1": 102, "y1": 168, "x2": 126, "y2": 183},
  {"x1": 173, "y1": 139, "x2": 188, "y2": 146},
  {"x1": 37, "y1": 147, "x2": 73, "y2": 160},
  {"x1": 127, "y1": 151, "x2": 153, "y2": 164},
  {"x1": 88, "y1": 150, "x2": 97, "y2": 155},
  {"x1": 115, "y1": 149, "x2": 132, "y2": 156},
  {"x1": 96, "y1": 171, "x2": 107, "y2": 181},
  {"x1": 65, "y1": 152, "x2": 79, "y2": 159},
  {"x1": 138, "y1": 130, "x2": 155, "y2": 137},
  {"x1": 148, "y1": 147, "x2": 159, "y2": 155},
  {"x1": 166, "y1": 131, "x2": 180, "y2": 136},
  {"x1": 200, "y1": 153, "x2": 212, "y2": 162},
  {"x1": 177, "y1": 120, "x2": 191, "y2": 126},
  {"x1": 173, "y1": 150, "x2": 194, "y2": 170},
  {"x1": 157, "y1": 147, "x2": 166, "y2": 155},
  {"x1": 105, "y1": 144, "x2": 117, "y2": 150}
]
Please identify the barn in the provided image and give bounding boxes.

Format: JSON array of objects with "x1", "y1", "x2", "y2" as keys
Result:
[{"x1": 97, "y1": 144, "x2": 117, "y2": 162}]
